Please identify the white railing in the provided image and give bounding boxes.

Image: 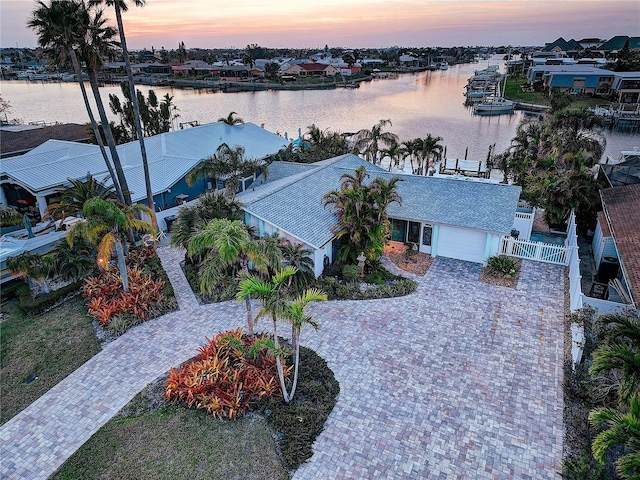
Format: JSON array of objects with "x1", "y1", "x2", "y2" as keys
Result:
[
  {"x1": 515, "y1": 211, "x2": 533, "y2": 220},
  {"x1": 566, "y1": 212, "x2": 583, "y2": 311},
  {"x1": 499, "y1": 235, "x2": 569, "y2": 265}
]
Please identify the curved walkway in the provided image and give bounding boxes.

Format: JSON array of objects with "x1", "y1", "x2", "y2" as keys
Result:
[{"x1": 0, "y1": 247, "x2": 565, "y2": 479}]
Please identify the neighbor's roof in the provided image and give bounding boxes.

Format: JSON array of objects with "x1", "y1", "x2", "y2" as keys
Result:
[
  {"x1": 600, "y1": 184, "x2": 640, "y2": 305},
  {"x1": 238, "y1": 154, "x2": 521, "y2": 249},
  {"x1": 0, "y1": 122, "x2": 289, "y2": 202},
  {"x1": 0, "y1": 123, "x2": 89, "y2": 155}
]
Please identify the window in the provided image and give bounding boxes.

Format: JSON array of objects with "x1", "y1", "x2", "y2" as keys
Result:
[
  {"x1": 422, "y1": 225, "x2": 432, "y2": 246},
  {"x1": 408, "y1": 222, "x2": 421, "y2": 244}
]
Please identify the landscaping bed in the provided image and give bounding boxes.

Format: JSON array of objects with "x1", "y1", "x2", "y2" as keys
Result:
[
  {"x1": 0, "y1": 295, "x2": 101, "y2": 425},
  {"x1": 317, "y1": 263, "x2": 417, "y2": 300},
  {"x1": 52, "y1": 339, "x2": 339, "y2": 478},
  {"x1": 386, "y1": 250, "x2": 434, "y2": 276},
  {"x1": 478, "y1": 256, "x2": 521, "y2": 289}
]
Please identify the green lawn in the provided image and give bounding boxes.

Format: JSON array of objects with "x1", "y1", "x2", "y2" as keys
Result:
[
  {"x1": 502, "y1": 77, "x2": 615, "y2": 109},
  {"x1": 51, "y1": 379, "x2": 289, "y2": 480},
  {"x1": 0, "y1": 295, "x2": 101, "y2": 425}
]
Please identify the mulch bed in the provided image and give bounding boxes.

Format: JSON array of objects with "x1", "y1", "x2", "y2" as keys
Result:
[
  {"x1": 387, "y1": 251, "x2": 434, "y2": 276},
  {"x1": 478, "y1": 258, "x2": 522, "y2": 288}
]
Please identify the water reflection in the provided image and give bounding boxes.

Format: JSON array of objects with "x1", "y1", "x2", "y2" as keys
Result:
[{"x1": 1, "y1": 57, "x2": 636, "y2": 159}]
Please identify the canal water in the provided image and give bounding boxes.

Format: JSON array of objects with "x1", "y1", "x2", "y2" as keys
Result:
[{"x1": 1, "y1": 57, "x2": 636, "y2": 161}]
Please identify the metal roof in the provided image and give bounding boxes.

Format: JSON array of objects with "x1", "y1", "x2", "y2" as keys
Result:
[
  {"x1": 238, "y1": 155, "x2": 521, "y2": 248},
  {"x1": 0, "y1": 122, "x2": 289, "y2": 201}
]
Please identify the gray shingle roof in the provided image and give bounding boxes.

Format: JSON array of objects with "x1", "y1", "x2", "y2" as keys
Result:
[{"x1": 238, "y1": 155, "x2": 521, "y2": 248}]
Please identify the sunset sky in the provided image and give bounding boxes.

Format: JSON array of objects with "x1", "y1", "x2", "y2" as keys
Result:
[{"x1": 1, "y1": 0, "x2": 638, "y2": 50}]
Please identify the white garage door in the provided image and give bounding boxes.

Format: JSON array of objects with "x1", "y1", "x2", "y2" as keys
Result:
[{"x1": 437, "y1": 225, "x2": 487, "y2": 263}]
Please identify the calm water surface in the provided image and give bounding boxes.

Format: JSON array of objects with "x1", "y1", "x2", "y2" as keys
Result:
[{"x1": 1, "y1": 58, "x2": 636, "y2": 160}]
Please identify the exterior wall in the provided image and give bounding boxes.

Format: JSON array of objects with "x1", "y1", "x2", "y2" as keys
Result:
[
  {"x1": 592, "y1": 216, "x2": 618, "y2": 269},
  {"x1": 512, "y1": 208, "x2": 535, "y2": 241}
]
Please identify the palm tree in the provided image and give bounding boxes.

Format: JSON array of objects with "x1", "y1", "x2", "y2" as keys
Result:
[
  {"x1": 590, "y1": 395, "x2": 640, "y2": 479},
  {"x1": 370, "y1": 176, "x2": 403, "y2": 225},
  {"x1": 380, "y1": 140, "x2": 406, "y2": 172},
  {"x1": 46, "y1": 174, "x2": 117, "y2": 220},
  {"x1": 279, "y1": 239, "x2": 315, "y2": 290},
  {"x1": 420, "y1": 134, "x2": 444, "y2": 175},
  {"x1": 352, "y1": 119, "x2": 399, "y2": 165},
  {"x1": 6, "y1": 251, "x2": 57, "y2": 294},
  {"x1": 78, "y1": 4, "x2": 132, "y2": 206},
  {"x1": 187, "y1": 218, "x2": 282, "y2": 337},
  {"x1": 218, "y1": 111, "x2": 244, "y2": 125},
  {"x1": 281, "y1": 287, "x2": 326, "y2": 400},
  {"x1": 237, "y1": 267, "x2": 325, "y2": 403},
  {"x1": 187, "y1": 143, "x2": 268, "y2": 198},
  {"x1": 0, "y1": 205, "x2": 23, "y2": 228},
  {"x1": 67, "y1": 198, "x2": 154, "y2": 292},
  {"x1": 27, "y1": 0, "x2": 124, "y2": 204},
  {"x1": 54, "y1": 235, "x2": 95, "y2": 281},
  {"x1": 169, "y1": 190, "x2": 242, "y2": 249},
  {"x1": 89, "y1": 0, "x2": 156, "y2": 226}
]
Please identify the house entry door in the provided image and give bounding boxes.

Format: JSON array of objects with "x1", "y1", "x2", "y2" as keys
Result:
[{"x1": 391, "y1": 219, "x2": 407, "y2": 242}]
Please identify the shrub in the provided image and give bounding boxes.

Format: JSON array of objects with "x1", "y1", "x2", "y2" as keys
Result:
[
  {"x1": 254, "y1": 345, "x2": 340, "y2": 471},
  {"x1": 342, "y1": 264, "x2": 360, "y2": 283},
  {"x1": 17, "y1": 281, "x2": 82, "y2": 316},
  {"x1": 166, "y1": 330, "x2": 285, "y2": 420},
  {"x1": 486, "y1": 255, "x2": 520, "y2": 278}
]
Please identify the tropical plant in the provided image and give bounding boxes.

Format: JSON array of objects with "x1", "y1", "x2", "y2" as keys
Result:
[
  {"x1": 54, "y1": 234, "x2": 96, "y2": 281},
  {"x1": 280, "y1": 288, "x2": 327, "y2": 400},
  {"x1": 169, "y1": 190, "x2": 243, "y2": 249},
  {"x1": 419, "y1": 134, "x2": 444, "y2": 175},
  {"x1": 27, "y1": 0, "x2": 125, "y2": 203},
  {"x1": 380, "y1": 140, "x2": 406, "y2": 172},
  {"x1": 67, "y1": 198, "x2": 154, "y2": 292},
  {"x1": 166, "y1": 329, "x2": 284, "y2": 419},
  {"x1": 352, "y1": 119, "x2": 399, "y2": 165},
  {"x1": 590, "y1": 312, "x2": 640, "y2": 407},
  {"x1": 89, "y1": 0, "x2": 156, "y2": 226},
  {"x1": 237, "y1": 267, "x2": 326, "y2": 403},
  {"x1": 279, "y1": 239, "x2": 315, "y2": 290},
  {"x1": 46, "y1": 174, "x2": 117, "y2": 220},
  {"x1": 218, "y1": 111, "x2": 244, "y2": 125},
  {"x1": 486, "y1": 255, "x2": 520, "y2": 278},
  {"x1": 323, "y1": 166, "x2": 402, "y2": 263},
  {"x1": 187, "y1": 218, "x2": 282, "y2": 336},
  {"x1": 0, "y1": 206, "x2": 23, "y2": 227},
  {"x1": 6, "y1": 251, "x2": 57, "y2": 295},
  {"x1": 187, "y1": 143, "x2": 268, "y2": 198},
  {"x1": 589, "y1": 395, "x2": 640, "y2": 479}
]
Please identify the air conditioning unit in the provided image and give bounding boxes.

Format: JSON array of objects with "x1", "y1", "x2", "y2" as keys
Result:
[{"x1": 598, "y1": 256, "x2": 620, "y2": 282}]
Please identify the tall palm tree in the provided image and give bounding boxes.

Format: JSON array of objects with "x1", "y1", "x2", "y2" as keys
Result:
[
  {"x1": 352, "y1": 119, "x2": 399, "y2": 165},
  {"x1": 67, "y1": 198, "x2": 154, "y2": 292},
  {"x1": 370, "y1": 176, "x2": 403, "y2": 225},
  {"x1": 187, "y1": 143, "x2": 268, "y2": 198},
  {"x1": 379, "y1": 140, "x2": 406, "y2": 172},
  {"x1": 46, "y1": 174, "x2": 117, "y2": 220},
  {"x1": 187, "y1": 218, "x2": 282, "y2": 337},
  {"x1": 77, "y1": 4, "x2": 132, "y2": 205},
  {"x1": 27, "y1": 0, "x2": 124, "y2": 203},
  {"x1": 218, "y1": 111, "x2": 244, "y2": 125},
  {"x1": 279, "y1": 239, "x2": 315, "y2": 290},
  {"x1": 89, "y1": 0, "x2": 156, "y2": 226},
  {"x1": 590, "y1": 395, "x2": 640, "y2": 479},
  {"x1": 420, "y1": 134, "x2": 444, "y2": 175}
]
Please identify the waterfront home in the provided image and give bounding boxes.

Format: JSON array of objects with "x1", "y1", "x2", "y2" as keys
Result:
[
  {"x1": 237, "y1": 154, "x2": 522, "y2": 277},
  {"x1": 0, "y1": 122, "x2": 289, "y2": 220},
  {"x1": 282, "y1": 63, "x2": 339, "y2": 77},
  {"x1": 610, "y1": 72, "x2": 640, "y2": 104},
  {"x1": 526, "y1": 65, "x2": 615, "y2": 96}
]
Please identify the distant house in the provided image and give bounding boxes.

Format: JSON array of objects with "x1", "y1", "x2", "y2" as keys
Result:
[
  {"x1": 282, "y1": 63, "x2": 339, "y2": 77},
  {"x1": 171, "y1": 60, "x2": 216, "y2": 76},
  {"x1": 526, "y1": 65, "x2": 615, "y2": 95},
  {"x1": 237, "y1": 154, "x2": 522, "y2": 276},
  {"x1": 599, "y1": 36, "x2": 640, "y2": 52},
  {"x1": 543, "y1": 37, "x2": 582, "y2": 52},
  {"x1": 578, "y1": 38, "x2": 605, "y2": 49},
  {"x1": 610, "y1": 71, "x2": 640, "y2": 104},
  {"x1": 142, "y1": 62, "x2": 172, "y2": 75},
  {"x1": 0, "y1": 122, "x2": 289, "y2": 223}
]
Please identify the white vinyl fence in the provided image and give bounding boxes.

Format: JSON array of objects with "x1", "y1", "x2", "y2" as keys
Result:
[{"x1": 499, "y1": 235, "x2": 569, "y2": 265}]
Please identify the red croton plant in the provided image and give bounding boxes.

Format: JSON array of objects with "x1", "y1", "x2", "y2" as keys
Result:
[{"x1": 165, "y1": 329, "x2": 290, "y2": 419}]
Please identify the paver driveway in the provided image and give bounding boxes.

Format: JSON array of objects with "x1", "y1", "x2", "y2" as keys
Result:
[{"x1": 0, "y1": 247, "x2": 564, "y2": 479}]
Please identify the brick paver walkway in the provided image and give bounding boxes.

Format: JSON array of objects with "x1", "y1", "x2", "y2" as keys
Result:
[{"x1": 0, "y1": 247, "x2": 564, "y2": 479}]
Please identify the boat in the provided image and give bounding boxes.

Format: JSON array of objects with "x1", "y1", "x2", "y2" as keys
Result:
[
  {"x1": 466, "y1": 89, "x2": 493, "y2": 99},
  {"x1": 473, "y1": 77, "x2": 514, "y2": 115},
  {"x1": 344, "y1": 82, "x2": 360, "y2": 89},
  {"x1": 440, "y1": 61, "x2": 449, "y2": 71}
]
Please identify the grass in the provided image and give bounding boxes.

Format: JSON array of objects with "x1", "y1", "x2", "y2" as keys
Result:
[
  {"x1": 502, "y1": 77, "x2": 614, "y2": 109},
  {"x1": 52, "y1": 344, "x2": 339, "y2": 479},
  {"x1": 51, "y1": 396, "x2": 288, "y2": 480},
  {"x1": 0, "y1": 295, "x2": 101, "y2": 425}
]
